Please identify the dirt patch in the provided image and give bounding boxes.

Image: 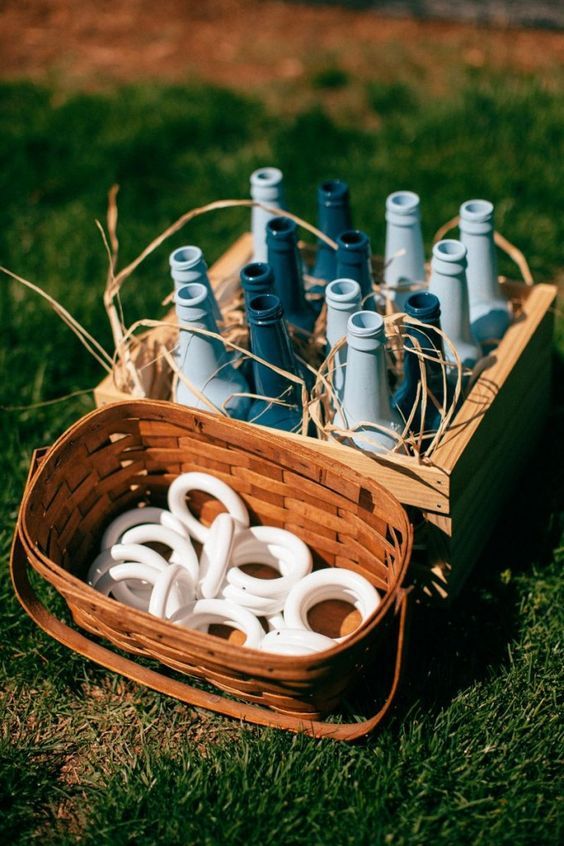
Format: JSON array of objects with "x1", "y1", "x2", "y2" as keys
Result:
[{"x1": 1, "y1": 0, "x2": 562, "y2": 96}]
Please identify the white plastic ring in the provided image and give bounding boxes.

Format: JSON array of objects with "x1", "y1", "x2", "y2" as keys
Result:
[
  {"x1": 148, "y1": 564, "x2": 196, "y2": 618},
  {"x1": 120, "y1": 523, "x2": 199, "y2": 584},
  {"x1": 169, "y1": 598, "x2": 264, "y2": 649},
  {"x1": 266, "y1": 612, "x2": 286, "y2": 631},
  {"x1": 221, "y1": 583, "x2": 285, "y2": 615},
  {"x1": 228, "y1": 527, "x2": 312, "y2": 597},
  {"x1": 100, "y1": 507, "x2": 189, "y2": 549},
  {"x1": 261, "y1": 628, "x2": 336, "y2": 655},
  {"x1": 198, "y1": 513, "x2": 237, "y2": 599},
  {"x1": 87, "y1": 544, "x2": 170, "y2": 610},
  {"x1": 95, "y1": 561, "x2": 163, "y2": 599},
  {"x1": 284, "y1": 568, "x2": 381, "y2": 642},
  {"x1": 167, "y1": 472, "x2": 249, "y2": 543}
]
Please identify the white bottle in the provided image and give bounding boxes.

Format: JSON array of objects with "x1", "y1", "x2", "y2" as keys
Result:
[
  {"x1": 250, "y1": 167, "x2": 285, "y2": 263},
  {"x1": 384, "y1": 191, "x2": 426, "y2": 312}
]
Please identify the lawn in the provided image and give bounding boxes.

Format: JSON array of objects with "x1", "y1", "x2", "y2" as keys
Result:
[{"x1": 0, "y1": 66, "x2": 562, "y2": 844}]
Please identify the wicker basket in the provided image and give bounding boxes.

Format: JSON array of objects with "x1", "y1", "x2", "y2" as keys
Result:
[{"x1": 11, "y1": 399, "x2": 412, "y2": 740}]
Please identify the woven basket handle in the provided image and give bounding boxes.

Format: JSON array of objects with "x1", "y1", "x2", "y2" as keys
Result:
[
  {"x1": 10, "y1": 448, "x2": 408, "y2": 742},
  {"x1": 433, "y1": 215, "x2": 534, "y2": 285}
]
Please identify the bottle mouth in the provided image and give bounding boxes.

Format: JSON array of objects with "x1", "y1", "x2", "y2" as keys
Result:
[
  {"x1": 459, "y1": 199, "x2": 494, "y2": 221},
  {"x1": 326, "y1": 278, "x2": 361, "y2": 303},
  {"x1": 405, "y1": 291, "x2": 440, "y2": 320},
  {"x1": 241, "y1": 262, "x2": 273, "y2": 285},
  {"x1": 267, "y1": 216, "x2": 295, "y2": 236},
  {"x1": 337, "y1": 229, "x2": 369, "y2": 250},
  {"x1": 433, "y1": 239, "x2": 467, "y2": 263},
  {"x1": 247, "y1": 293, "x2": 284, "y2": 323},
  {"x1": 170, "y1": 245, "x2": 203, "y2": 270},
  {"x1": 319, "y1": 179, "x2": 349, "y2": 203},
  {"x1": 250, "y1": 167, "x2": 283, "y2": 187},
  {"x1": 347, "y1": 310, "x2": 385, "y2": 338},
  {"x1": 386, "y1": 190, "x2": 420, "y2": 214},
  {"x1": 176, "y1": 282, "x2": 208, "y2": 307}
]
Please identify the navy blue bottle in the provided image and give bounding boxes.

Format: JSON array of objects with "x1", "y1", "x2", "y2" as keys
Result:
[
  {"x1": 310, "y1": 179, "x2": 352, "y2": 303},
  {"x1": 393, "y1": 292, "x2": 450, "y2": 437},
  {"x1": 336, "y1": 230, "x2": 375, "y2": 310},
  {"x1": 266, "y1": 216, "x2": 316, "y2": 333},
  {"x1": 247, "y1": 294, "x2": 305, "y2": 432},
  {"x1": 240, "y1": 262, "x2": 274, "y2": 312}
]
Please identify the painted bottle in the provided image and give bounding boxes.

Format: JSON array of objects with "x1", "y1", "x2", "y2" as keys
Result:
[
  {"x1": 266, "y1": 216, "x2": 316, "y2": 333},
  {"x1": 240, "y1": 261, "x2": 275, "y2": 312},
  {"x1": 335, "y1": 311, "x2": 404, "y2": 454},
  {"x1": 459, "y1": 199, "x2": 511, "y2": 350},
  {"x1": 250, "y1": 167, "x2": 285, "y2": 264},
  {"x1": 335, "y1": 230, "x2": 375, "y2": 310},
  {"x1": 384, "y1": 190, "x2": 426, "y2": 312},
  {"x1": 169, "y1": 245, "x2": 221, "y2": 323},
  {"x1": 175, "y1": 282, "x2": 250, "y2": 420},
  {"x1": 247, "y1": 294, "x2": 305, "y2": 432},
  {"x1": 393, "y1": 292, "x2": 451, "y2": 437},
  {"x1": 324, "y1": 278, "x2": 362, "y2": 403},
  {"x1": 311, "y1": 179, "x2": 352, "y2": 296},
  {"x1": 428, "y1": 239, "x2": 481, "y2": 370}
]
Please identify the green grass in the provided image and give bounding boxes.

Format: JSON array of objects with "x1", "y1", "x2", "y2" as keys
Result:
[{"x1": 0, "y1": 70, "x2": 562, "y2": 844}]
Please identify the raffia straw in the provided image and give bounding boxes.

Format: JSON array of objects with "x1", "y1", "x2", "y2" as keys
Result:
[{"x1": 0, "y1": 266, "x2": 113, "y2": 374}]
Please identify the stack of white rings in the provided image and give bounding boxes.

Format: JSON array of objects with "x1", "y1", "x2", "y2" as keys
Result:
[{"x1": 86, "y1": 472, "x2": 381, "y2": 655}]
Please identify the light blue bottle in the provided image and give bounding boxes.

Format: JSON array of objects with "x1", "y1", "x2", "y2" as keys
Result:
[
  {"x1": 384, "y1": 190, "x2": 426, "y2": 312},
  {"x1": 250, "y1": 167, "x2": 285, "y2": 263},
  {"x1": 428, "y1": 239, "x2": 482, "y2": 370},
  {"x1": 459, "y1": 199, "x2": 511, "y2": 350},
  {"x1": 334, "y1": 311, "x2": 404, "y2": 454},
  {"x1": 335, "y1": 230, "x2": 375, "y2": 310},
  {"x1": 175, "y1": 282, "x2": 250, "y2": 420},
  {"x1": 324, "y1": 278, "x2": 362, "y2": 403},
  {"x1": 169, "y1": 245, "x2": 221, "y2": 323}
]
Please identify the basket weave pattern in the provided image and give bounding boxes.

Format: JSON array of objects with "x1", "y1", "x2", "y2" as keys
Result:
[{"x1": 16, "y1": 400, "x2": 412, "y2": 736}]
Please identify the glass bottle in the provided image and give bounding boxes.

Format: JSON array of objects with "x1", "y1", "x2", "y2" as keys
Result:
[
  {"x1": 335, "y1": 230, "x2": 375, "y2": 310},
  {"x1": 250, "y1": 167, "x2": 285, "y2": 264},
  {"x1": 266, "y1": 216, "x2": 315, "y2": 333},
  {"x1": 427, "y1": 239, "x2": 481, "y2": 370},
  {"x1": 324, "y1": 278, "x2": 362, "y2": 403},
  {"x1": 240, "y1": 261, "x2": 274, "y2": 312},
  {"x1": 175, "y1": 282, "x2": 250, "y2": 420},
  {"x1": 311, "y1": 178, "x2": 352, "y2": 293},
  {"x1": 169, "y1": 245, "x2": 222, "y2": 323},
  {"x1": 384, "y1": 190, "x2": 426, "y2": 312},
  {"x1": 459, "y1": 199, "x2": 511, "y2": 350},
  {"x1": 335, "y1": 311, "x2": 403, "y2": 454},
  {"x1": 246, "y1": 293, "x2": 305, "y2": 432},
  {"x1": 393, "y1": 292, "x2": 451, "y2": 437}
]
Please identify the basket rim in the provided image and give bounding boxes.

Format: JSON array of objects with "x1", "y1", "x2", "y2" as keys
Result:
[{"x1": 19, "y1": 398, "x2": 413, "y2": 669}]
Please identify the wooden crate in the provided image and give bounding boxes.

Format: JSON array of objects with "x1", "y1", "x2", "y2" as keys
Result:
[{"x1": 94, "y1": 233, "x2": 557, "y2": 600}]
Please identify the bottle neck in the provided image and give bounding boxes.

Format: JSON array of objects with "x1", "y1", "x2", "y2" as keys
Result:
[
  {"x1": 249, "y1": 316, "x2": 300, "y2": 403},
  {"x1": 343, "y1": 340, "x2": 393, "y2": 422},
  {"x1": 267, "y1": 240, "x2": 307, "y2": 316}
]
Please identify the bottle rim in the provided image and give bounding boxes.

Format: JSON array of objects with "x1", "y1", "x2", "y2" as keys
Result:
[
  {"x1": 318, "y1": 179, "x2": 349, "y2": 203},
  {"x1": 405, "y1": 291, "x2": 441, "y2": 320},
  {"x1": 326, "y1": 278, "x2": 361, "y2": 303},
  {"x1": 241, "y1": 261, "x2": 273, "y2": 285},
  {"x1": 459, "y1": 199, "x2": 494, "y2": 221},
  {"x1": 432, "y1": 239, "x2": 467, "y2": 263},
  {"x1": 386, "y1": 190, "x2": 420, "y2": 214},
  {"x1": 247, "y1": 293, "x2": 284, "y2": 323},
  {"x1": 347, "y1": 310, "x2": 385, "y2": 338},
  {"x1": 266, "y1": 216, "x2": 296, "y2": 236},
  {"x1": 336, "y1": 229, "x2": 369, "y2": 250},
  {"x1": 169, "y1": 245, "x2": 203, "y2": 270},
  {"x1": 176, "y1": 282, "x2": 208, "y2": 307},
  {"x1": 250, "y1": 167, "x2": 283, "y2": 187}
]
